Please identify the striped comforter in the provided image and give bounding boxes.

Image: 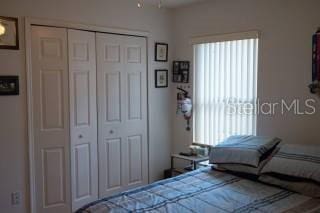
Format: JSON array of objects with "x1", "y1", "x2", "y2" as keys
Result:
[{"x1": 77, "y1": 168, "x2": 320, "y2": 213}]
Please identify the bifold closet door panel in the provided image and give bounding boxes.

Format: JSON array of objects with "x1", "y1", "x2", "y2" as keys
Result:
[
  {"x1": 68, "y1": 29, "x2": 98, "y2": 211},
  {"x1": 31, "y1": 26, "x2": 71, "y2": 213},
  {"x1": 96, "y1": 33, "x2": 148, "y2": 198}
]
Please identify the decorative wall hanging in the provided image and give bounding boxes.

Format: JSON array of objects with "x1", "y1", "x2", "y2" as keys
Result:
[
  {"x1": 0, "y1": 16, "x2": 19, "y2": 50},
  {"x1": 155, "y1": 69, "x2": 168, "y2": 88},
  {"x1": 172, "y1": 61, "x2": 190, "y2": 83},
  {"x1": 176, "y1": 87, "x2": 192, "y2": 131},
  {"x1": 0, "y1": 76, "x2": 19, "y2": 95},
  {"x1": 155, "y1": 42, "x2": 168, "y2": 62}
]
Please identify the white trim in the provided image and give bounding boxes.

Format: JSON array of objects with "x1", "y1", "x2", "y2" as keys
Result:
[
  {"x1": 190, "y1": 30, "x2": 260, "y2": 44},
  {"x1": 25, "y1": 17, "x2": 150, "y2": 213},
  {"x1": 25, "y1": 17, "x2": 150, "y2": 37},
  {"x1": 25, "y1": 17, "x2": 36, "y2": 213}
]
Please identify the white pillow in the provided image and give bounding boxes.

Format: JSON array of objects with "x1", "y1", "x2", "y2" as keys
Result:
[
  {"x1": 209, "y1": 135, "x2": 281, "y2": 167},
  {"x1": 215, "y1": 147, "x2": 279, "y2": 175},
  {"x1": 261, "y1": 144, "x2": 320, "y2": 183}
]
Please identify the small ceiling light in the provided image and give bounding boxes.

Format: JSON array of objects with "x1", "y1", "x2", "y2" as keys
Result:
[{"x1": 0, "y1": 23, "x2": 6, "y2": 36}]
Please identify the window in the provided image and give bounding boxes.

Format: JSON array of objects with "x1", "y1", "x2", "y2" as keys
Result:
[{"x1": 193, "y1": 32, "x2": 259, "y2": 146}]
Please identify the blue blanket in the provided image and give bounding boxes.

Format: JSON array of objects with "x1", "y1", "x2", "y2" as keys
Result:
[{"x1": 77, "y1": 168, "x2": 320, "y2": 213}]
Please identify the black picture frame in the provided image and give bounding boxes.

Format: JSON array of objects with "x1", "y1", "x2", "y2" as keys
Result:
[
  {"x1": 172, "y1": 61, "x2": 190, "y2": 83},
  {"x1": 155, "y1": 69, "x2": 168, "y2": 88},
  {"x1": 155, "y1": 42, "x2": 168, "y2": 62},
  {"x1": 0, "y1": 76, "x2": 19, "y2": 95},
  {"x1": 0, "y1": 16, "x2": 19, "y2": 50}
]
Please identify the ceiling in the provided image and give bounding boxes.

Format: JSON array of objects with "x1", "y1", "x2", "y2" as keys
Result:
[{"x1": 143, "y1": 0, "x2": 206, "y2": 8}]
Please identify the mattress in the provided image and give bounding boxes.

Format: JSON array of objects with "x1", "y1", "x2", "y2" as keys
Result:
[{"x1": 77, "y1": 168, "x2": 320, "y2": 213}]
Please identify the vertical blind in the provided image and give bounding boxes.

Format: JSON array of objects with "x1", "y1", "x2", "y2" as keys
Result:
[{"x1": 193, "y1": 35, "x2": 258, "y2": 146}]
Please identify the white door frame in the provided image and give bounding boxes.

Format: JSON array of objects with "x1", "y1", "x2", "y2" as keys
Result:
[{"x1": 25, "y1": 17, "x2": 150, "y2": 213}]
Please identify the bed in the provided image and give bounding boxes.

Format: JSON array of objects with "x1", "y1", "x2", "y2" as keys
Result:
[{"x1": 77, "y1": 168, "x2": 320, "y2": 213}]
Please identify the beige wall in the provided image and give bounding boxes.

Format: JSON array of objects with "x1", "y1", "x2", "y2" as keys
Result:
[
  {"x1": 171, "y1": 0, "x2": 320, "y2": 154},
  {"x1": 0, "y1": 0, "x2": 173, "y2": 212}
]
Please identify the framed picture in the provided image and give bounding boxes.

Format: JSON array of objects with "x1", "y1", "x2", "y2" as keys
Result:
[
  {"x1": 155, "y1": 69, "x2": 168, "y2": 88},
  {"x1": 0, "y1": 76, "x2": 19, "y2": 95},
  {"x1": 155, "y1": 42, "x2": 168, "y2": 62},
  {"x1": 172, "y1": 61, "x2": 190, "y2": 83},
  {"x1": 0, "y1": 16, "x2": 19, "y2": 50}
]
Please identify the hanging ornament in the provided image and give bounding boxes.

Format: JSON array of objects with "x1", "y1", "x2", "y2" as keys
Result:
[{"x1": 176, "y1": 88, "x2": 193, "y2": 131}]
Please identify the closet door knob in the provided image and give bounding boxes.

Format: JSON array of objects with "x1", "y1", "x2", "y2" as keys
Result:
[
  {"x1": 109, "y1": 130, "x2": 114, "y2": 134},
  {"x1": 78, "y1": 134, "x2": 83, "y2": 139}
]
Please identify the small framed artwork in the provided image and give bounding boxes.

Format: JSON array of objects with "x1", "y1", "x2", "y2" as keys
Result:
[
  {"x1": 172, "y1": 61, "x2": 190, "y2": 83},
  {"x1": 155, "y1": 69, "x2": 168, "y2": 88},
  {"x1": 155, "y1": 42, "x2": 168, "y2": 62},
  {"x1": 0, "y1": 76, "x2": 19, "y2": 95},
  {"x1": 0, "y1": 16, "x2": 19, "y2": 50}
]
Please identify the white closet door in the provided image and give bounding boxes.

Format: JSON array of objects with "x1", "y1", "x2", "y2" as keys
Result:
[
  {"x1": 31, "y1": 26, "x2": 71, "y2": 213},
  {"x1": 96, "y1": 33, "x2": 148, "y2": 198},
  {"x1": 68, "y1": 29, "x2": 98, "y2": 211}
]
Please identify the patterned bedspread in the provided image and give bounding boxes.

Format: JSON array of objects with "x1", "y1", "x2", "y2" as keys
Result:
[{"x1": 77, "y1": 168, "x2": 320, "y2": 213}]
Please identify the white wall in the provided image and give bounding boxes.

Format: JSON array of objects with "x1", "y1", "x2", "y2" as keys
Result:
[
  {"x1": 171, "y1": 0, "x2": 320, "y2": 154},
  {"x1": 0, "y1": 1, "x2": 173, "y2": 212}
]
